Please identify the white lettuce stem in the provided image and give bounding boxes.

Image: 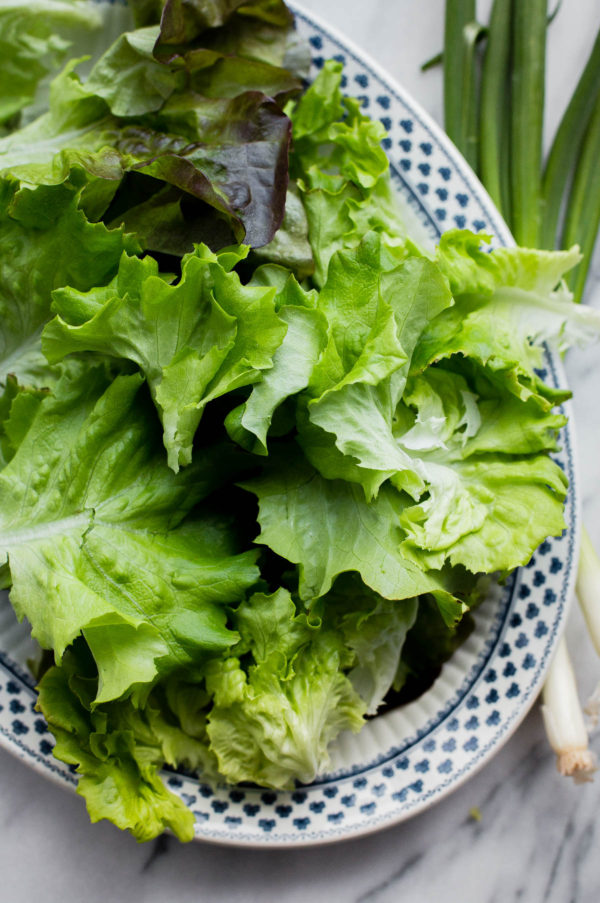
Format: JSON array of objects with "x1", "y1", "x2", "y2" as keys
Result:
[
  {"x1": 541, "y1": 636, "x2": 596, "y2": 781},
  {"x1": 576, "y1": 526, "x2": 600, "y2": 657}
]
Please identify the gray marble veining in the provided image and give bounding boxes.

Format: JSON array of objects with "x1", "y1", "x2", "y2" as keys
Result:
[{"x1": 1, "y1": 1, "x2": 600, "y2": 900}]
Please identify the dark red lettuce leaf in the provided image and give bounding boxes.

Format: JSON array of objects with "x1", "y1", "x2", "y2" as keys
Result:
[
  {"x1": 108, "y1": 183, "x2": 237, "y2": 255},
  {"x1": 159, "y1": 0, "x2": 250, "y2": 44},
  {"x1": 188, "y1": 57, "x2": 299, "y2": 104},
  {"x1": 119, "y1": 92, "x2": 291, "y2": 246},
  {"x1": 0, "y1": 69, "x2": 291, "y2": 247},
  {"x1": 130, "y1": 0, "x2": 293, "y2": 45}
]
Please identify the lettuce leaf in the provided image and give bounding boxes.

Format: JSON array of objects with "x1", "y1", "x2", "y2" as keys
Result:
[
  {"x1": 0, "y1": 54, "x2": 293, "y2": 247},
  {"x1": 0, "y1": 376, "x2": 49, "y2": 469},
  {"x1": 387, "y1": 365, "x2": 569, "y2": 572},
  {"x1": 225, "y1": 267, "x2": 326, "y2": 454},
  {"x1": 289, "y1": 61, "x2": 407, "y2": 286},
  {"x1": 85, "y1": 25, "x2": 184, "y2": 116},
  {"x1": 0, "y1": 178, "x2": 137, "y2": 387},
  {"x1": 0, "y1": 0, "x2": 103, "y2": 126},
  {"x1": 0, "y1": 367, "x2": 259, "y2": 704},
  {"x1": 131, "y1": 0, "x2": 307, "y2": 97},
  {"x1": 242, "y1": 446, "x2": 466, "y2": 627},
  {"x1": 299, "y1": 233, "x2": 453, "y2": 499},
  {"x1": 43, "y1": 244, "x2": 288, "y2": 469},
  {"x1": 105, "y1": 183, "x2": 238, "y2": 256},
  {"x1": 146, "y1": 90, "x2": 292, "y2": 246},
  {"x1": 413, "y1": 232, "x2": 600, "y2": 406},
  {"x1": 37, "y1": 643, "x2": 202, "y2": 842},
  {"x1": 131, "y1": 0, "x2": 292, "y2": 48},
  {"x1": 318, "y1": 574, "x2": 418, "y2": 715},
  {"x1": 205, "y1": 588, "x2": 366, "y2": 787},
  {"x1": 251, "y1": 183, "x2": 314, "y2": 278},
  {"x1": 399, "y1": 452, "x2": 568, "y2": 573}
]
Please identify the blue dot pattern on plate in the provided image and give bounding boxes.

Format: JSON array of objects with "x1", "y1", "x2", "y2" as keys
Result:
[{"x1": 0, "y1": 1, "x2": 578, "y2": 847}]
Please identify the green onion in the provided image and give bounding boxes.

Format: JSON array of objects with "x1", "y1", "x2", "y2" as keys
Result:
[
  {"x1": 442, "y1": 0, "x2": 600, "y2": 786},
  {"x1": 541, "y1": 636, "x2": 596, "y2": 781},
  {"x1": 547, "y1": 0, "x2": 563, "y2": 26},
  {"x1": 576, "y1": 527, "x2": 600, "y2": 657},
  {"x1": 422, "y1": 28, "x2": 488, "y2": 72},
  {"x1": 541, "y1": 30, "x2": 600, "y2": 249},
  {"x1": 561, "y1": 91, "x2": 600, "y2": 303},
  {"x1": 510, "y1": 0, "x2": 547, "y2": 246},
  {"x1": 421, "y1": 50, "x2": 444, "y2": 72},
  {"x1": 443, "y1": 0, "x2": 480, "y2": 169},
  {"x1": 479, "y1": 0, "x2": 512, "y2": 219},
  {"x1": 428, "y1": 3, "x2": 560, "y2": 75}
]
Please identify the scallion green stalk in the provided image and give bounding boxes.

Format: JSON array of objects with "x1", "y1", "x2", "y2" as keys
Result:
[
  {"x1": 510, "y1": 0, "x2": 547, "y2": 246},
  {"x1": 540, "y1": 30, "x2": 600, "y2": 250},
  {"x1": 479, "y1": 0, "x2": 512, "y2": 220},
  {"x1": 421, "y1": 51, "x2": 444, "y2": 72},
  {"x1": 561, "y1": 92, "x2": 600, "y2": 303},
  {"x1": 541, "y1": 636, "x2": 596, "y2": 781},
  {"x1": 444, "y1": 0, "x2": 480, "y2": 169},
  {"x1": 422, "y1": 27, "x2": 488, "y2": 72}
]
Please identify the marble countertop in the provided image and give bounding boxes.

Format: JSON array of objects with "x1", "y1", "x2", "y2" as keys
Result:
[{"x1": 2, "y1": 1, "x2": 600, "y2": 900}]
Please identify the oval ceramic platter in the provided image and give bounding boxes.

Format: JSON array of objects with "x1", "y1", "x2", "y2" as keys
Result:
[{"x1": 0, "y1": 1, "x2": 580, "y2": 848}]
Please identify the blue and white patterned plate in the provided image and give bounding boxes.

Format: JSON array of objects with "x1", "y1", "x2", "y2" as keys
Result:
[{"x1": 0, "y1": 1, "x2": 580, "y2": 847}]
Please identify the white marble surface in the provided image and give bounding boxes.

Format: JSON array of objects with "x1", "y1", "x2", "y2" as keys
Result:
[{"x1": 2, "y1": 1, "x2": 600, "y2": 900}]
